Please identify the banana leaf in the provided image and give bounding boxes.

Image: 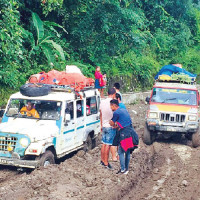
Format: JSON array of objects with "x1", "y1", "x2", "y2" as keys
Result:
[
  {"x1": 32, "y1": 12, "x2": 44, "y2": 45},
  {"x1": 45, "y1": 40, "x2": 65, "y2": 61}
]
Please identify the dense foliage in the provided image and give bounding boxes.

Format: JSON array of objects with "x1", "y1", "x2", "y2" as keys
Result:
[{"x1": 0, "y1": 0, "x2": 200, "y2": 106}]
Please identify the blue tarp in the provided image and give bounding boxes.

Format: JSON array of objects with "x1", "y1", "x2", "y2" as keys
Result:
[{"x1": 154, "y1": 65, "x2": 197, "y2": 80}]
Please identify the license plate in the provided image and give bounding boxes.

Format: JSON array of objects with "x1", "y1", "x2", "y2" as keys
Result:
[
  {"x1": 167, "y1": 127, "x2": 175, "y2": 132},
  {"x1": 0, "y1": 159, "x2": 13, "y2": 165}
]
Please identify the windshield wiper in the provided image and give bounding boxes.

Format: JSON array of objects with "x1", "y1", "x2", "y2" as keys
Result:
[{"x1": 162, "y1": 98, "x2": 177, "y2": 103}]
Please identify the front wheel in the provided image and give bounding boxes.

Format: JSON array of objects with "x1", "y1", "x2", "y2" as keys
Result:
[
  {"x1": 37, "y1": 150, "x2": 55, "y2": 167},
  {"x1": 143, "y1": 123, "x2": 155, "y2": 145},
  {"x1": 192, "y1": 130, "x2": 200, "y2": 148}
]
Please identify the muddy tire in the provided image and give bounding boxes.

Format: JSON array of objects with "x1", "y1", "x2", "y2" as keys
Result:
[
  {"x1": 172, "y1": 133, "x2": 182, "y2": 142},
  {"x1": 143, "y1": 123, "x2": 154, "y2": 145},
  {"x1": 20, "y1": 83, "x2": 50, "y2": 97},
  {"x1": 185, "y1": 133, "x2": 192, "y2": 140},
  {"x1": 83, "y1": 135, "x2": 94, "y2": 152},
  {"x1": 37, "y1": 150, "x2": 55, "y2": 167},
  {"x1": 192, "y1": 130, "x2": 200, "y2": 148}
]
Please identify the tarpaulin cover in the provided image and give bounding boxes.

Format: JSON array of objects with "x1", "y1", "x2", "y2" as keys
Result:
[
  {"x1": 154, "y1": 65, "x2": 197, "y2": 80},
  {"x1": 28, "y1": 70, "x2": 94, "y2": 91}
]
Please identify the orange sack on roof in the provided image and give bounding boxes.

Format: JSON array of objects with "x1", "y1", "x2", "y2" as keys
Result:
[{"x1": 28, "y1": 69, "x2": 94, "y2": 91}]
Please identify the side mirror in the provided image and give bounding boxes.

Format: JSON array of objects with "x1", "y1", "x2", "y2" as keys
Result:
[
  {"x1": 145, "y1": 97, "x2": 150, "y2": 104},
  {"x1": 65, "y1": 113, "x2": 71, "y2": 122},
  {"x1": 0, "y1": 109, "x2": 5, "y2": 118}
]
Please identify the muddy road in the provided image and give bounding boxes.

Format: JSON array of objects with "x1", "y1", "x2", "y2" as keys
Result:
[{"x1": 0, "y1": 100, "x2": 200, "y2": 200}]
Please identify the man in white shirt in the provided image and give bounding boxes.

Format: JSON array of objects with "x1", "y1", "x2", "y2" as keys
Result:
[{"x1": 100, "y1": 88, "x2": 116, "y2": 169}]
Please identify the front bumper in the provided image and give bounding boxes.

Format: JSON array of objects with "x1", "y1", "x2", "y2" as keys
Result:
[
  {"x1": 148, "y1": 125, "x2": 197, "y2": 133},
  {"x1": 147, "y1": 119, "x2": 199, "y2": 133},
  {"x1": 0, "y1": 157, "x2": 39, "y2": 168}
]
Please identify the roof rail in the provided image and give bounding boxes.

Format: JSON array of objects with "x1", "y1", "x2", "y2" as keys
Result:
[{"x1": 46, "y1": 84, "x2": 95, "y2": 93}]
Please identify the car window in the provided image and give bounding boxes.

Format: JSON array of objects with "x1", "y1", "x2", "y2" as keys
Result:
[
  {"x1": 86, "y1": 97, "x2": 97, "y2": 115},
  {"x1": 76, "y1": 100, "x2": 84, "y2": 118},
  {"x1": 65, "y1": 102, "x2": 74, "y2": 120}
]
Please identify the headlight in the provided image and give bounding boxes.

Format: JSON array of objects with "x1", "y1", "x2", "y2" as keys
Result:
[
  {"x1": 149, "y1": 112, "x2": 158, "y2": 118},
  {"x1": 20, "y1": 138, "x2": 29, "y2": 147},
  {"x1": 188, "y1": 115, "x2": 197, "y2": 121}
]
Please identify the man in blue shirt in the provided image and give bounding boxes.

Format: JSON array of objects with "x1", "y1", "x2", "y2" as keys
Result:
[{"x1": 109, "y1": 99, "x2": 133, "y2": 174}]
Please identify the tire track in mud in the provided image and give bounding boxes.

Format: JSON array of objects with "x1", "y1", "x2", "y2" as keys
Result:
[
  {"x1": 121, "y1": 142, "x2": 200, "y2": 200},
  {"x1": 97, "y1": 143, "x2": 157, "y2": 200},
  {"x1": 117, "y1": 143, "x2": 164, "y2": 200}
]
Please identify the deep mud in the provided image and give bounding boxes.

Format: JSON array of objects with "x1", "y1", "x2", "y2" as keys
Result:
[{"x1": 0, "y1": 100, "x2": 200, "y2": 200}]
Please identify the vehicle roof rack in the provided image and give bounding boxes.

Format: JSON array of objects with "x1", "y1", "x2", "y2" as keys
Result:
[{"x1": 45, "y1": 84, "x2": 95, "y2": 93}]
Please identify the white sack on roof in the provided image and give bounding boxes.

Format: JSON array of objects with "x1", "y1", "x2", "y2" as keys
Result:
[{"x1": 66, "y1": 65, "x2": 82, "y2": 74}]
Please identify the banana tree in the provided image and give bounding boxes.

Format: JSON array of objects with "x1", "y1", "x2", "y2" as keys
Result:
[{"x1": 28, "y1": 12, "x2": 66, "y2": 66}]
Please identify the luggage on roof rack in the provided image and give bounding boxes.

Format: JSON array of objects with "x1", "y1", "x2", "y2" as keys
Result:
[
  {"x1": 20, "y1": 68, "x2": 96, "y2": 97},
  {"x1": 155, "y1": 64, "x2": 197, "y2": 84},
  {"x1": 28, "y1": 69, "x2": 95, "y2": 92},
  {"x1": 157, "y1": 73, "x2": 196, "y2": 84}
]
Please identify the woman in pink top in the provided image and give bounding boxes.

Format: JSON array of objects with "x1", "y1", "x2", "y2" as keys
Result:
[{"x1": 95, "y1": 66, "x2": 106, "y2": 97}]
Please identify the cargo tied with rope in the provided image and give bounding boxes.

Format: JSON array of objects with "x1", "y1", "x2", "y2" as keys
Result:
[{"x1": 20, "y1": 66, "x2": 95, "y2": 97}]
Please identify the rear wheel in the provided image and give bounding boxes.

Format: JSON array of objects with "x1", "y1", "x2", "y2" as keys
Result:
[
  {"x1": 192, "y1": 130, "x2": 200, "y2": 148},
  {"x1": 37, "y1": 150, "x2": 55, "y2": 167},
  {"x1": 83, "y1": 135, "x2": 96, "y2": 152},
  {"x1": 143, "y1": 123, "x2": 155, "y2": 145}
]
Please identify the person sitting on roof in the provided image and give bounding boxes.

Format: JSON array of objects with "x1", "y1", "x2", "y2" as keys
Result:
[{"x1": 20, "y1": 101, "x2": 40, "y2": 118}]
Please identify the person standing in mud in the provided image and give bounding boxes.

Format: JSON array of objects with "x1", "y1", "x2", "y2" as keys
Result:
[
  {"x1": 110, "y1": 99, "x2": 134, "y2": 174},
  {"x1": 100, "y1": 88, "x2": 117, "y2": 169}
]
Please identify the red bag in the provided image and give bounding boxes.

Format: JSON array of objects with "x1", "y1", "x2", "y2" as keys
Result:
[
  {"x1": 120, "y1": 137, "x2": 134, "y2": 152},
  {"x1": 99, "y1": 77, "x2": 106, "y2": 87}
]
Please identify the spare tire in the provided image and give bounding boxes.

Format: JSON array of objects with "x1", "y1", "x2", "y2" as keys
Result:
[{"x1": 20, "y1": 83, "x2": 51, "y2": 97}]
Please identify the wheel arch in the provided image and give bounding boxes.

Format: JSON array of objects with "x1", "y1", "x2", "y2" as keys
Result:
[{"x1": 45, "y1": 145, "x2": 57, "y2": 159}]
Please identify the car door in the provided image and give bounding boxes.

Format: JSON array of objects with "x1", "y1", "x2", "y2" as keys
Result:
[
  {"x1": 75, "y1": 99, "x2": 85, "y2": 145},
  {"x1": 85, "y1": 96, "x2": 100, "y2": 134},
  {"x1": 61, "y1": 101, "x2": 76, "y2": 151}
]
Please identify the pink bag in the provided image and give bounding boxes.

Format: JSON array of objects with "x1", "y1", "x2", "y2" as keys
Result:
[{"x1": 99, "y1": 77, "x2": 106, "y2": 87}]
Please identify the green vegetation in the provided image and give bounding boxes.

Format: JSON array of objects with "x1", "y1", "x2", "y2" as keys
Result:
[{"x1": 0, "y1": 0, "x2": 200, "y2": 106}]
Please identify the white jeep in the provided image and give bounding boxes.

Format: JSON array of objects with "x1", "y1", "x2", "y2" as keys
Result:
[{"x1": 0, "y1": 86, "x2": 100, "y2": 168}]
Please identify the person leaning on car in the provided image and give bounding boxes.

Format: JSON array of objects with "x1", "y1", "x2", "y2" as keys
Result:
[{"x1": 20, "y1": 101, "x2": 40, "y2": 118}]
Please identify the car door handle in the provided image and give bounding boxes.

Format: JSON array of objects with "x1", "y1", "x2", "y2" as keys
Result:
[{"x1": 96, "y1": 116, "x2": 100, "y2": 120}]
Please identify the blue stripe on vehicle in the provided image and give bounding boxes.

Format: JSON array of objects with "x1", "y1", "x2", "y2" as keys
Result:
[
  {"x1": 53, "y1": 137, "x2": 56, "y2": 146},
  {"x1": 86, "y1": 120, "x2": 100, "y2": 126},
  {"x1": 63, "y1": 120, "x2": 100, "y2": 134},
  {"x1": 2, "y1": 115, "x2": 8, "y2": 123},
  {"x1": 63, "y1": 129, "x2": 75, "y2": 134},
  {"x1": 56, "y1": 116, "x2": 62, "y2": 134},
  {"x1": 77, "y1": 125, "x2": 84, "y2": 130}
]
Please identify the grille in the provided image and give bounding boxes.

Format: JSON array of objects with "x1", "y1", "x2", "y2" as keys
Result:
[
  {"x1": 0, "y1": 136, "x2": 18, "y2": 151},
  {"x1": 160, "y1": 113, "x2": 185, "y2": 123}
]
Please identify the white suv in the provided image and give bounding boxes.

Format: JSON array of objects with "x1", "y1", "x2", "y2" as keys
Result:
[{"x1": 0, "y1": 87, "x2": 101, "y2": 168}]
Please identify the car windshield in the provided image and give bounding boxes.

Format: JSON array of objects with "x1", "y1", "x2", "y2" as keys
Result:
[
  {"x1": 6, "y1": 99, "x2": 62, "y2": 120},
  {"x1": 151, "y1": 88, "x2": 197, "y2": 105}
]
